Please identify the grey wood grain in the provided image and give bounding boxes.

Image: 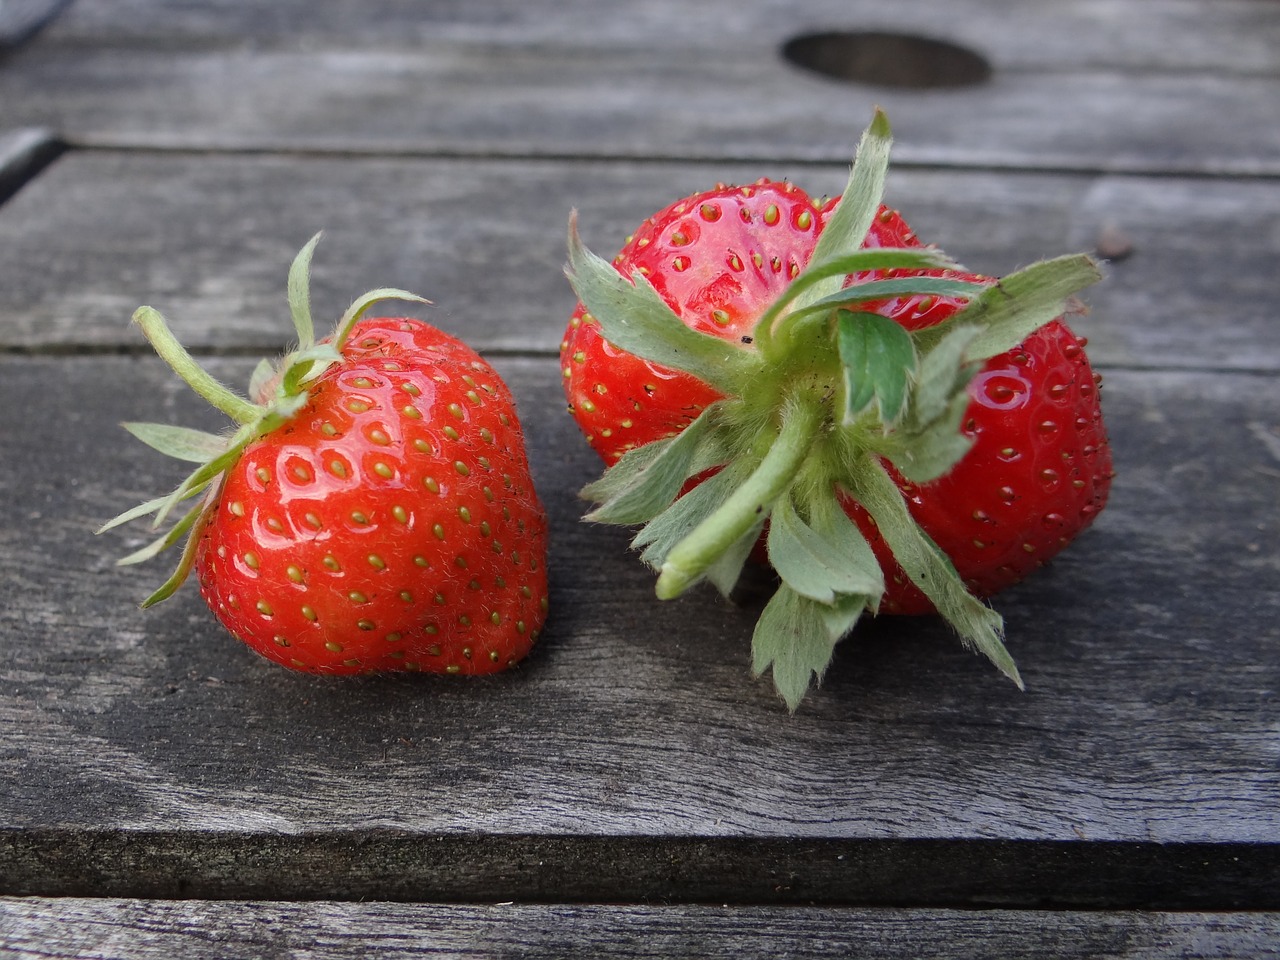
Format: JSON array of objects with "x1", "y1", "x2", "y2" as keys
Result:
[
  {"x1": 1, "y1": 354, "x2": 1276, "y2": 904},
  {"x1": 3, "y1": 899, "x2": 1278, "y2": 960},
  {"x1": 1, "y1": 151, "x2": 1276, "y2": 372},
  {"x1": 0, "y1": 0, "x2": 1277, "y2": 173},
  {"x1": 0, "y1": 0, "x2": 72, "y2": 48},
  {"x1": 0, "y1": 127, "x2": 60, "y2": 204}
]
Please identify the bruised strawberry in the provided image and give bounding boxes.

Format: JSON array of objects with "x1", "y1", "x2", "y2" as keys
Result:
[
  {"x1": 101, "y1": 236, "x2": 548, "y2": 675},
  {"x1": 563, "y1": 110, "x2": 1110, "y2": 709}
]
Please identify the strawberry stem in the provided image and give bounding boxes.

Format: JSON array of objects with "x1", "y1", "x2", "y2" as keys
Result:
[
  {"x1": 132, "y1": 306, "x2": 260, "y2": 425},
  {"x1": 655, "y1": 399, "x2": 824, "y2": 599}
]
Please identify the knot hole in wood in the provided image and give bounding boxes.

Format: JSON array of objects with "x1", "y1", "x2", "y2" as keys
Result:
[{"x1": 782, "y1": 31, "x2": 992, "y2": 89}]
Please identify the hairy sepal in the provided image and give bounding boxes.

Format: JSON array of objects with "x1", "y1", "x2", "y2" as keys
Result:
[
  {"x1": 875, "y1": 324, "x2": 982, "y2": 484},
  {"x1": 632, "y1": 459, "x2": 754, "y2": 574},
  {"x1": 582, "y1": 404, "x2": 729, "y2": 525},
  {"x1": 565, "y1": 212, "x2": 757, "y2": 395},
  {"x1": 768, "y1": 493, "x2": 883, "y2": 604},
  {"x1": 122, "y1": 422, "x2": 229, "y2": 463},
  {"x1": 917, "y1": 254, "x2": 1101, "y2": 361},
  {"x1": 837, "y1": 311, "x2": 917, "y2": 429},
  {"x1": 798, "y1": 107, "x2": 893, "y2": 309},
  {"x1": 752, "y1": 585, "x2": 870, "y2": 713},
  {"x1": 844, "y1": 457, "x2": 1022, "y2": 688}
]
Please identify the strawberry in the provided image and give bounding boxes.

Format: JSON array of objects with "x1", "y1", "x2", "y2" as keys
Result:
[
  {"x1": 563, "y1": 110, "x2": 1110, "y2": 709},
  {"x1": 563, "y1": 179, "x2": 822, "y2": 464},
  {"x1": 101, "y1": 235, "x2": 548, "y2": 675}
]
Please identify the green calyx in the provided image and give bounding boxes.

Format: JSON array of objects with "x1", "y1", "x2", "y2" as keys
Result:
[
  {"x1": 566, "y1": 109, "x2": 1102, "y2": 711},
  {"x1": 98, "y1": 233, "x2": 428, "y2": 607}
]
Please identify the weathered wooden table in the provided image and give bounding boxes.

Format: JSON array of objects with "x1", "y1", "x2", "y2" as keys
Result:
[{"x1": 2, "y1": 1, "x2": 1278, "y2": 956}]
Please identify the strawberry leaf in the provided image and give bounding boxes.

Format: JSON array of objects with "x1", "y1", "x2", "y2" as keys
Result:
[
  {"x1": 565, "y1": 213, "x2": 755, "y2": 395},
  {"x1": 837, "y1": 311, "x2": 917, "y2": 428}
]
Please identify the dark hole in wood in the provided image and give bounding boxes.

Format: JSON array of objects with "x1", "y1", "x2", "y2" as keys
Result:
[{"x1": 782, "y1": 31, "x2": 992, "y2": 89}]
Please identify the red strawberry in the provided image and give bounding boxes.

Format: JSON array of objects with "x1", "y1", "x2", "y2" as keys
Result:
[
  {"x1": 563, "y1": 110, "x2": 1110, "y2": 709},
  {"x1": 101, "y1": 236, "x2": 548, "y2": 675},
  {"x1": 847, "y1": 316, "x2": 1111, "y2": 616},
  {"x1": 563, "y1": 179, "x2": 822, "y2": 464}
]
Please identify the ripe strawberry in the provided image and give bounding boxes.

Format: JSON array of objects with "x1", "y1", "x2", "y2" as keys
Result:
[
  {"x1": 563, "y1": 179, "x2": 822, "y2": 464},
  {"x1": 563, "y1": 110, "x2": 1110, "y2": 709},
  {"x1": 101, "y1": 235, "x2": 548, "y2": 675}
]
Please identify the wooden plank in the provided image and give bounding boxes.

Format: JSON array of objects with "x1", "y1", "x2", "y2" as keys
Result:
[
  {"x1": 0, "y1": 0, "x2": 72, "y2": 48},
  {"x1": 27, "y1": 0, "x2": 1280, "y2": 73},
  {"x1": 0, "y1": 127, "x2": 61, "y2": 204},
  {"x1": 0, "y1": 0, "x2": 1277, "y2": 173},
  {"x1": 0, "y1": 355, "x2": 1276, "y2": 904},
  {"x1": 2, "y1": 899, "x2": 1279, "y2": 960},
  {"x1": 1, "y1": 151, "x2": 1277, "y2": 371}
]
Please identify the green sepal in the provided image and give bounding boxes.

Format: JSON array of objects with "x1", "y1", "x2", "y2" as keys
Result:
[
  {"x1": 815, "y1": 592, "x2": 873, "y2": 648},
  {"x1": 583, "y1": 403, "x2": 728, "y2": 525},
  {"x1": 579, "y1": 438, "x2": 671, "y2": 504},
  {"x1": 877, "y1": 324, "x2": 982, "y2": 484},
  {"x1": 633, "y1": 459, "x2": 753, "y2": 572},
  {"x1": 104, "y1": 234, "x2": 433, "y2": 607},
  {"x1": 116, "y1": 500, "x2": 204, "y2": 566},
  {"x1": 837, "y1": 311, "x2": 917, "y2": 429},
  {"x1": 800, "y1": 107, "x2": 893, "y2": 309},
  {"x1": 755, "y1": 248, "x2": 955, "y2": 354},
  {"x1": 287, "y1": 232, "x2": 323, "y2": 350},
  {"x1": 121, "y1": 422, "x2": 229, "y2": 463},
  {"x1": 845, "y1": 457, "x2": 1022, "y2": 688},
  {"x1": 910, "y1": 324, "x2": 982, "y2": 428},
  {"x1": 882, "y1": 395, "x2": 974, "y2": 484},
  {"x1": 917, "y1": 254, "x2": 1101, "y2": 361},
  {"x1": 751, "y1": 584, "x2": 859, "y2": 713},
  {"x1": 705, "y1": 519, "x2": 765, "y2": 598},
  {"x1": 767, "y1": 493, "x2": 884, "y2": 604},
  {"x1": 248, "y1": 358, "x2": 277, "y2": 402},
  {"x1": 149, "y1": 432, "x2": 248, "y2": 529},
  {"x1": 97, "y1": 494, "x2": 174, "y2": 535},
  {"x1": 566, "y1": 213, "x2": 756, "y2": 395},
  {"x1": 279, "y1": 343, "x2": 342, "y2": 397},
  {"x1": 131, "y1": 306, "x2": 260, "y2": 426},
  {"x1": 801, "y1": 276, "x2": 985, "y2": 318},
  {"x1": 336, "y1": 287, "x2": 430, "y2": 344},
  {"x1": 139, "y1": 493, "x2": 217, "y2": 608},
  {"x1": 656, "y1": 401, "x2": 823, "y2": 600}
]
